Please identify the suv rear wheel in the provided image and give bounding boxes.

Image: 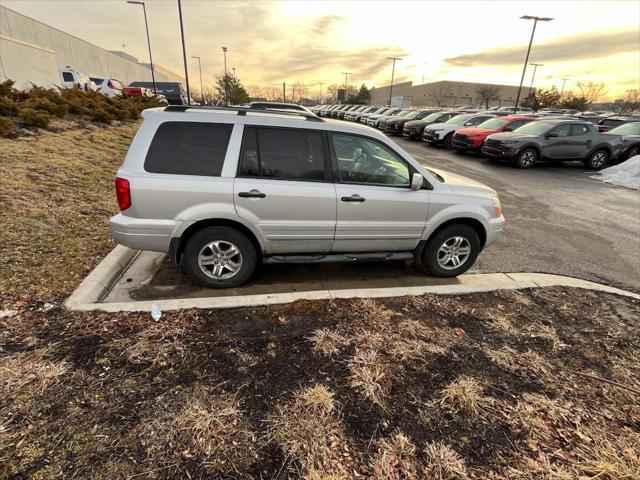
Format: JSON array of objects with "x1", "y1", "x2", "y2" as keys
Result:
[
  {"x1": 516, "y1": 148, "x2": 537, "y2": 168},
  {"x1": 422, "y1": 224, "x2": 481, "y2": 277},
  {"x1": 183, "y1": 226, "x2": 257, "y2": 288},
  {"x1": 584, "y1": 149, "x2": 609, "y2": 170}
]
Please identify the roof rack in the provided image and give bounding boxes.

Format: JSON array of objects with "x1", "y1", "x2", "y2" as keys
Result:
[{"x1": 163, "y1": 104, "x2": 324, "y2": 122}]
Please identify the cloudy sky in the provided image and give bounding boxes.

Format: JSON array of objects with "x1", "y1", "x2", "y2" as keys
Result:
[{"x1": 4, "y1": 0, "x2": 639, "y2": 98}]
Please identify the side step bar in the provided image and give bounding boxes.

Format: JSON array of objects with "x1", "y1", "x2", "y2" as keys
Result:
[{"x1": 263, "y1": 251, "x2": 414, "y2": 264}]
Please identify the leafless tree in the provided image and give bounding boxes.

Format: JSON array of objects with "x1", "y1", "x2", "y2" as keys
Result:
[
  {"x1": 429, "y1": 86, "x2": 451, "y2": 107},
  {"x1": 475, "y1": 85, "x2": 501, "y2": 108},
  {"x1": 326, "y1": 84, "x2": 339, "y2": 103},
  {"x1": 613, "y1": 89, "x2": 640, "y2": 115},
  {"x1": 576, "y1": 81, "x2": 608, "y2": 104}
]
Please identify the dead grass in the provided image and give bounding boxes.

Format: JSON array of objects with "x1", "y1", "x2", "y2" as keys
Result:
[
  {"x1": 309, "y1": 327, "x2": 351, "y2": 356},
  {"x1": 486, "y1": 345, "x2": 551, "y2": 378},
  {"x1": 576, "y1": 431, "x2": 640, "y2": 479},
  {"x1": 423, "y1": 441, "x2": 469, "y2": 480},
  {"x1": 136, "y1": 384, "x2": 256, "y2": 475},
  {"x1": 269, "y1": 384, "x2": 351, "y2": 477},
  {"x1": 0, "y1": 349, "x2": 69, "y2": 398},
  {"x1": 0, "y1": 122, "x2": 138, "y2": 299},
  {"x1": 439, "y1": 376, "x2": 492, "y2": 418},
  {"x1": 348, "y1": 350, "x2": 391, "y2": 408},
  {"x1": 371, "y1": 432, "x2": 419, "y2": 479}
]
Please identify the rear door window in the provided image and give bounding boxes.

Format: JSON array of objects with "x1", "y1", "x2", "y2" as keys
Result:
[
  {"x1": 238, "y1": 127, "x2": 330, "y2": 181},
  {"x1": 62, "y1": 72, "x2": 74, "y2": 82},
  {"x1": 144, "y1": 122, "x2": 233, "y2": 176},
  {"x1": 570, "y1": 124, "x2": 590, "y2": 136}
]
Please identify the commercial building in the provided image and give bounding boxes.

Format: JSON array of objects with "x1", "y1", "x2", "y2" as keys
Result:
[
  {"x1": 0, "y1": 5, "x2": 183, "y2": 90},
  {"x1": 370, "y1": 80, "x2": 533, "y2": 108}
]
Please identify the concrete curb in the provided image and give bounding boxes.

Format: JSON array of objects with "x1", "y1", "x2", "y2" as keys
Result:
[
  {"x1": 63, "y1": 246, "x2": 139, "y2": 309},
  {"x1": 64, "y1": 248, "x2": 640, "y2": 312}
]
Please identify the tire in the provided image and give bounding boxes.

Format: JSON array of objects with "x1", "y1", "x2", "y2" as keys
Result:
[
  {"x1": 182, "y1": 226, "x2": 257, "y2": 288},
  {"x1": 516, "y1": 148, "x2": 537, "y2": 169},
  {"x1": 584, "y1": 149, "x2": 609, "y2": 170},
  {"x1": 627, "y1": 146, "x2": 639, "y2": 159},
  {"x1": 422, "y1": 224, "x2": 481, "y2": 277},
  {"x1": 443, "y1": 133, "x2": 453, "y2": 148}
]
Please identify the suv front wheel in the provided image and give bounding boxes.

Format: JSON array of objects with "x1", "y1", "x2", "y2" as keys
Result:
[
  {"x1": 516, "y1": 148, "x2": 537, "y2": 169},
  {"x1": 584, "y1": 149, "x2": 609, "y2": 170},
  {"x1": 183, "y1": 226, "x2": 257, "y2": 288},
  {"x1": 422, "y1": 224, "x2": 481, "y2": 277}
]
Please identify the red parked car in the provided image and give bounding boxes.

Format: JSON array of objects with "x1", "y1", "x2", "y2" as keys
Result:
[
  {"x1": 451, "y1": 115, "x2": 535, "y2": 152},
  {"x1": 122, "y1": 86, "x2": 154, "y2": 97}
]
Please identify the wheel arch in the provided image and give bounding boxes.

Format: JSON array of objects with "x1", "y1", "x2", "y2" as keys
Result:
[{"x1": 170, "y1": 218, "x2": 263, "y2": 265}]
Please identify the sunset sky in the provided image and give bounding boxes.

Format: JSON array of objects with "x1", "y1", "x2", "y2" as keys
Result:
[{"x1": 4, "y1": 0, "x2": 639, "y2": 98}]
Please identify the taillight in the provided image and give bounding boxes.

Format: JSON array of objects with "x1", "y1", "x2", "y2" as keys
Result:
[{"x1": 115, "y1": 177, "x2": 131, "y2": 211}]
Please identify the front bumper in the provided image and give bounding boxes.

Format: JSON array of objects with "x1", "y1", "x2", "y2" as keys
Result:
[
  {"x1": 481, "y1": 143, "x2": 519, "y2": 160},
  {"x1": 485, "y1": 215, "x2": 506, "y2": 247},
  {"x1": 109, "y1": 213, "x2": 178, "y2": 252},
  {"x1": 423, "y1": 130, "x2": 444, "y2": 144}
]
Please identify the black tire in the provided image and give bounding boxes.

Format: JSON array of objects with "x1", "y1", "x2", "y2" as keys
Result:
[
  {"x1": 182, "y1": 226, "x2": 257, "y2": 288},
  {"x1": 516, "y1": 148, "x2": 537, "y2": 169},
  {"x1": 422, "y1": 224, "x2": 481, "y2": 277},
  {"x1": 627, "y1": 146, "x2": 639, "y2": 158},
  {"x1": 443, "y1": 133, "x2": 453, "y2": 148},
  {"x1": 584, "y1": 149, "x2": 609, "y2": 170}
]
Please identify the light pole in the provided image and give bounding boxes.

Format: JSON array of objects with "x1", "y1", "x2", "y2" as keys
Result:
[
  {"x1": 191, "y1": 56, "x2": 203, "y2": 103},
  {"x1": 387, "y1": 57, "x2": 402, "y2": 106},
  {"x1": 176, "y1": 0, "x2": 191, "y2": 105},
  {"x1": 560, "y1": 78, "x2": 570, "y2": 98},
  {"x1": 222, "y1": 46, "x2": 228, "y2": 106},
  {"x1": 341, "y1": 72, "x2": 351, "y2": 103},
  {"x1": 514, "y1": 15, "x2": 553, "y2": 112},
  {"x1": 528, "y1": 63, "x2": 543, "y2": 96},
  {"x1": 319, "y1": 82, "x2": 324, "y2": 102},
  {"x1": 127, "y1": 1, "x2": 156, "y2": 94}
]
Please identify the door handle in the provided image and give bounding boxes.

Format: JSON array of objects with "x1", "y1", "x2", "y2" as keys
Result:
[
  {"x1": 341, "y1": 194, "x2": 365, "y2": 202},
  {"x1": 238, "y1": 190, "x2": 266, "y2": 198}
]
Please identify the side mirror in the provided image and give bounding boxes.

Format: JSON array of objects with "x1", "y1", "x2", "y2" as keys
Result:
[
  {"x1": 411, "y1": 173, "x2": 424, "y2": 191},
  {"x1": 546, "y1": 131, "x2": 558, "y2": 138},
  {"x1": 504, "y1": 126, "x2": 513, "y2": 132}
]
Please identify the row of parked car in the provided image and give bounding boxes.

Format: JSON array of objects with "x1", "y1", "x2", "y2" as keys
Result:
[
  {"x1": 312, "y1": 104, "x2": 639, "y2": 169},
  {"x1": 57, "y1": 67, "x2": 188, "y2": 105}
]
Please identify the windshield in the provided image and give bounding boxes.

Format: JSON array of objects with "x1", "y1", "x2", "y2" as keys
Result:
[
  {"x1": 395, "y1": 110, "x2": 412, "y2": 117},
  {"x1": 423, "y1": 112, "x2": 443, "y2": 122},
  {"x1": 404, "y1": 110, "x2": 422, "y2": 120},
  {"x1": 384, "y1": 109, "x2": 402, "y2": 116},
  {"x1": 513, "y1": 121, "x2": 552, "y2": 135},
  {"x1": 608, "y1": 122, "x2": 640, "y2": 136},
  {"x1": 446, "y1": 115, "x2": 471, "y2": 126},
  {"x1": 477, "y1": 118, "x2": 509, "y2": 130}
]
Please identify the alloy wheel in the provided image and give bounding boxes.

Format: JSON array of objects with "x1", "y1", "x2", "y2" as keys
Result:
[
  {"x1": 519, "y1": 150, "x2": 536, "y2": 167},
  {"x1": 198, "y1": 240, "x2": 243, "y2": 279},
  {"x1": 590, "y1": 151, "x2": 607, "y2": 169},
  {"x1": 436, "y1": 236, "x2": 472, "y2": 270}
]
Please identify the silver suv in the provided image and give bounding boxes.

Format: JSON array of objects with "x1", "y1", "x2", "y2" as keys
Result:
[{"x1": 110, "y1": 105, "x2": 505, "y2": 288}]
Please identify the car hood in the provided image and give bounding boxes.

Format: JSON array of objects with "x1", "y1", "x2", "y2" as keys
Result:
[
  {"x1": 426, "y1": 122, "x2": 454, "y2": 130},
  {"x1": 456, "y1": 127, "x2": 497, "y2": 136},
  {"x1": 429, "y1": 168, "x2": 497, "y2": 196},
  {"x1": 487, "y1": 132, "x2": 536, "y2": 141},
  {"x1": 367, "y1": 114, "x2": 387, "y2": 120},
  {"x1": 405, "y1": 119, "x2": 432, "y2": 127}
]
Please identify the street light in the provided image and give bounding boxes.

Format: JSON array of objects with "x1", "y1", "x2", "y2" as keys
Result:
[
  {"x1": 341, "y1": 72, "x2": 351, "y2": 103},
  {"x1": 387, "y1": 57, "x2": 402, "y2": 106},
  {"x1": 560, "y1": 78, "x2": 570, "y2": 97},
  {"x1": 513, "y1": 15, "x2": 553, "y2": 112},
  {"x1": 176, "y1": 0, "x2": 191, "y2": 105},
  {"x1": 191, "y1": 56, "x2": 203, "y2": 104},
  {"x1": 222, "y1": 46, "x2": 228, "y2": 106},
  {"x1": 126, "y1": 1, "x2": 157, "y2": 95},
  {"x1": 528, "y1": 63, "x2": 543, "y2": 96}
]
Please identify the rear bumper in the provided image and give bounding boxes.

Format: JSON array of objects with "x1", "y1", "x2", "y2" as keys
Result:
[{"x1": 109, "y1": 213, "x2": 178, "y2": 253}]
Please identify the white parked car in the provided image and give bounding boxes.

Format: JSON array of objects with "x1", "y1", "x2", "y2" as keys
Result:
[
  {"x1": 423, "y1": 113, "x2": 499, "y2": 147},
  {"x1": 58, "y1": 67, "x2": 98, "y2": 92},
  {"x1": 90, "y1": 76, "x2": 124, "y2": 97}
]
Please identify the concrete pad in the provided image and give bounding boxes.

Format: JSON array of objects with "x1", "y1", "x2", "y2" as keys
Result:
[{"x1": 65, "y1": 246, "x2": 640, "y2": 313}]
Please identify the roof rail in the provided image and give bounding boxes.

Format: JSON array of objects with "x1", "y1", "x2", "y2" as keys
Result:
[{"x1": 163, "y1": 104, "x2": 324, "y2": 122}]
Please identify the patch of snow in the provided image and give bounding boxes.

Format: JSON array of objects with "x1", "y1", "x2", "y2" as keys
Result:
[
  {"x1": 0, "y1": 310, "x2": 18, "y2": 319},
  {"x1": 590, "y1": 155, "x2": 640, "y2": 190}
]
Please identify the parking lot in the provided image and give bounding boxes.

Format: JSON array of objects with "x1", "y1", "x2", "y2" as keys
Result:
[{"x1": 101, "y1": 136, "x2": 639, "y2": 304}]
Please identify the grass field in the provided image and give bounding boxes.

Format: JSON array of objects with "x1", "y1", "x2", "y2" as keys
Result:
[{"x1": 1, "y1": 122, "x2": 638, "y2": 479}]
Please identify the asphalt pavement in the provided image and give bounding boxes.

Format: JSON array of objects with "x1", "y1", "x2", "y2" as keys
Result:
[{"x1": 398, "y1": 137, "x2": 640, "y2": 292}]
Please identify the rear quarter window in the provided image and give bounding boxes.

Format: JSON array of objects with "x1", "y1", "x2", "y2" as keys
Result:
[{"x1": 144, "y1": 122, "x2": 233, "y2": 176}]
